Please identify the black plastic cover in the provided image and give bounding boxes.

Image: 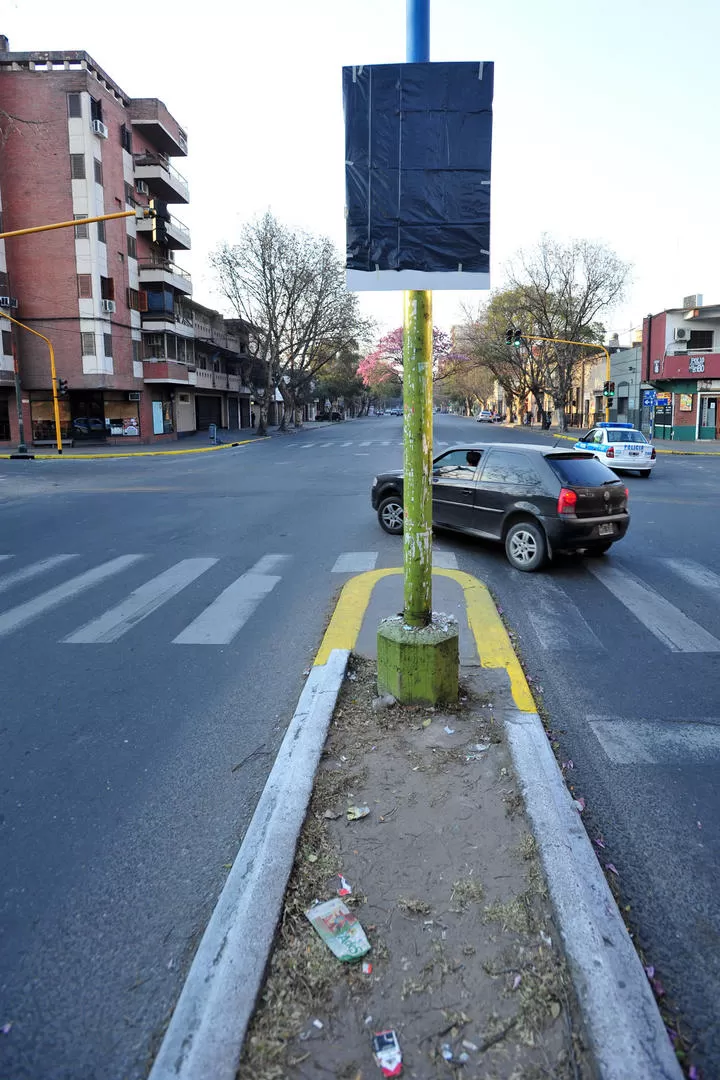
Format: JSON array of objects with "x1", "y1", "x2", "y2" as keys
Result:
[{"x1": 343, "y1": 61, "x2": 493, "y2": 279}]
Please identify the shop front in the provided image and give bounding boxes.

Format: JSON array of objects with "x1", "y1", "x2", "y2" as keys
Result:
[
  {"x1": 0, "y1": 389, "x2": 12, "y2": 441},
  {"x1": 29, "y1": 391, "x2": 73, "y2": 443}
]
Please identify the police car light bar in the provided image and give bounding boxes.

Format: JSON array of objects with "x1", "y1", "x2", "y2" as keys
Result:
[{"x1": 597, "y1": 422, "x2": 634, "y2": 429}]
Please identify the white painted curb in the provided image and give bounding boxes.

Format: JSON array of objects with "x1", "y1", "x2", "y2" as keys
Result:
[
  {"x1": 504, "y1": 708, "x2": 683, "y2": 1080},
  {"x1": 149, "y1": 648, "x2": 351, "y2": 1080}
]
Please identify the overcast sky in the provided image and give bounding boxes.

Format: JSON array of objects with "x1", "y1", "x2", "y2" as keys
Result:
[{"x1": 5, "y1": 0, "x2": 720, "y2": 343}]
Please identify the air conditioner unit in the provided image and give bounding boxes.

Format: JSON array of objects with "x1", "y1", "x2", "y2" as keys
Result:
[
  {"x1": 101, "y1": 299, "x2": 116, "y2": 313},
  {"x1": 0, "y1": 296, "x2": 17, "y2": 309},
  {"x1": 136, "y1": 180, "x2": 149, "y2": 195},
  {"x1": 674, "y1": 326, "x2": 691, "y2": 342},
  {"x1": 128, "y1": 391, "x2": 141, "y2": 401},
  {"x1": 92, "y1": 118, "x2": 108, "y2": 139}
]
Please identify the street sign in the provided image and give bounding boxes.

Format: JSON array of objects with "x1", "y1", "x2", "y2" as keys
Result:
[
  {"x1": 343, "y1": 61, "x2": 494, "y2": 291},
  {"x1": 642, "y1": 390, "x2": 657, "y2": 407}
]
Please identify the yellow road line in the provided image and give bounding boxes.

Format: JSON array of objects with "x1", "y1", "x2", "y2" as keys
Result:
[
  {"x1": 314, "y1": 566, "x2": 535, "y2": 713},
  {"x1": 0, "y1": 438, "x2": 269, "y2": 461}
]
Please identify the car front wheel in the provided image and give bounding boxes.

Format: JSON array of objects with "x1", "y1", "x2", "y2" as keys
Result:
[
  {"x1": 505, "y1": 521, "x2": 547, "y2": 572},
  {"x1": 378, "y1": 494, "x2": 404, "y2": 535}
]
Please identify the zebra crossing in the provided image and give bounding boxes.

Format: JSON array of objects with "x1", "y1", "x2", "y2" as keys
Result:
[
  {"x1": 1, "y1": 547, "x2": 720, "y2": 653},
  {"x1": 297, "y1": 439, "x2": 452, "y2": 449}
]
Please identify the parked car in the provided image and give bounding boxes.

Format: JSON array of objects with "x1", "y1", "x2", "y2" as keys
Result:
[
  {"x1": 476, "y1": 409, "x2": 493, "y2": 423},
  {"x1": 573, "y1": 422, "x2": 656, "y2": 476},
  {"x1": 371, "y1": 443, "x2": 629, "y2": 571},
  {"x1": 71, "y1": 417, "x2": 106, "y2": 438}
]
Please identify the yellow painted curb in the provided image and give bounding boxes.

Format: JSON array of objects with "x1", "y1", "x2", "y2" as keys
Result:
[
  {"x1": 0, "y1": 437, "x2": 269, "y2": 460},
  {"x1": 314, "y1": 566, "x2": 536, "y2": 713}
]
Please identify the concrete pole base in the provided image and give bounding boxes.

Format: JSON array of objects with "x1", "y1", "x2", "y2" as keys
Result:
[{"x1": 377, "y1": 614, "x2": 459, "y2": 705}]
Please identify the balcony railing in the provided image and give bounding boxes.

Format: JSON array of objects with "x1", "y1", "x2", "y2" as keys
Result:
[
  {"x1": 138, "y1": 259, "x2": 191, "y2": 282},
  {"x1": 133, "y1": 152, "x2": 189, "y2": 203},
  {"x1": 134, "y1": 152, "x2": 187, "y2": 185},
  {"x1": 194, "y1": 368, "x2": 213, "y2": 387},
  {"x1": 213, "y1": 372, "x2": 229, "y2": 390}
]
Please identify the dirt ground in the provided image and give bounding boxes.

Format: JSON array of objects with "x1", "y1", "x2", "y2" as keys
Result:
[{"x1": 238, "y1": 657, "x2": 591, "y2": 1080}]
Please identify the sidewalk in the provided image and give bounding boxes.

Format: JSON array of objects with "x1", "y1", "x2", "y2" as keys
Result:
[
  {"x1": 0, "y1": 420, "x2": 345, "y2": 459},
  {"x1": 148, "y1": 568, "x2": 684, "y2": 1080}
]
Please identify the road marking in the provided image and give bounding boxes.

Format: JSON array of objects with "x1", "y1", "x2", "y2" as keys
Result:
[
  {"x1": 589, "y1": 716, "x2": 720, "y2": 765},
  {"x1": 64, "y1": 558, "x2": 218, "y2": 643},
  {"x1": 524, "y1": 578, "x2": 604, "y2": 652},
  {"x1": 0, "y1": 555, "x2": 12, "y2": 563},
  {"x1": 252, "y1": 554, "x2": 290, "y2": 574},
  {"x1": 299, "y1": 443, "x2": 314, "y2": 449},
  {"x1": 432, "y1": 551, "x2": 458, "y2": 569},
  {"x1": 332, "y1": 552, "x2": 378, "y2": 573},
  {"x1": 359, "y1": 440, "x2": 372, "y2": 447},
  {"x1": 380, "y1": 440, "x2": 391, "y2": 446},
  {"x1": 437, "y1": 440, "x2": 449, "y2": 446},
  {"x1": 0, "y1": 554, "x2": 79, "y2": 595},
  {"x1": 173, "y1": 557, "x2": 285, "y2": 645},
  {"x1": 663, "y1": 558, "x2": 720, "y2": 593},
  {"x1": 0, "y1": 555, "x2": 144, "y2": 639},
  {"x1": 340, "y1": 441, "x2": 353, "y2": 447},
  {"x1": 587, "y1": 562, "x2": 720, "y2": 652},
  {"x1": 317, "y1": 441, "x2": 333, "y2": 448}
]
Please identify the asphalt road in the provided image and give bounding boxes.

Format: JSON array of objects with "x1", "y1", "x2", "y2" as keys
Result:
[{"x1": 0, "y1": 414, "x2": 718, "y2": 1078}]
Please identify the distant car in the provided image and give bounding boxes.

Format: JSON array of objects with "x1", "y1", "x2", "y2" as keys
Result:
[
  {"x1": 388, "y1": 407, "x2": 402, "y2": 416},
  {"x1": 72, "y1": 417, "x2": 106, "y2": 437},
  {"x1": 371, "y1": 443, "x2": 629, "y2": 571},
  {"x1": 476, "y1": 410, "x2": 493, "y2": 423},
  {"x1": 574, "y1": 422, "x2": 656, "y2": 476}
]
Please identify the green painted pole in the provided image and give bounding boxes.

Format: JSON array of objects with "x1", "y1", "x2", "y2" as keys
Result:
[{"x1": 402, "y1": 289, "x2": 433, "y2": 627}]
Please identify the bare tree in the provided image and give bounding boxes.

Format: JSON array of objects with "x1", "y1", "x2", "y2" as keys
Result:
[
  {"x1": 212, "y1": 212, "x2": 372, "y2": 433},
  {"x1": 506, "y1": 236, "x2": 630, "y2": 428}
]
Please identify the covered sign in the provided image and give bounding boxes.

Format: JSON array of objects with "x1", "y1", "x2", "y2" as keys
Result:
[{"x1": 343, "y1": 61, "x2": 493, "y2": 291}]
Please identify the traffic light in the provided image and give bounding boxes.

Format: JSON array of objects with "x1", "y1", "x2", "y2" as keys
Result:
[
  {"x1": 57, "y1": 378, "x2": 68, "y2": 396},
  {"x1": 608, "y1": 381, "x2": 615, "y2": 399},
  {"x1": 513, "y1": 329, "x2": 523, "y2": 348},
  {"x1": 150, "y1": 198, "x2": 170, "y2": 245},
  {"x1": 505, "y1": 327, "x2": 513, "y2": 345},
  {"x1": 603, "y1": 381, "x2": 609, "y2": 397},
  {"x1": 505, "y1": 327, "x2": 523, "y2": 348}
]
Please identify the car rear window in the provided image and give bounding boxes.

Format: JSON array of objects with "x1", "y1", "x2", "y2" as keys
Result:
[
  {"x1": 607, "y1": 430, "x2": 647, "y2": 443},
  {"x1": 547, "y1": 454, "x2": 620, "y2": 486}
]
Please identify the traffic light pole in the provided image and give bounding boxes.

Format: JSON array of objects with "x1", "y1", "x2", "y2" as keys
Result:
[
  {"x1": 510, "y1": 331, "x2": 612, "y2": 423},
  {"x1": 0, "y1": 312, "x2": 63, "y2": 454}
]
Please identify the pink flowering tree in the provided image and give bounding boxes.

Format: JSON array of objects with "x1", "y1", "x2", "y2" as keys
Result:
[{"x1": 357, "y1": 326, "x2": 474, "y2": 390}]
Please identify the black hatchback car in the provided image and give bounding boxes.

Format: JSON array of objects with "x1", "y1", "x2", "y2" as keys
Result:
[{"x1": 371, "y1": 443, "x2": 629, "y2": 571}]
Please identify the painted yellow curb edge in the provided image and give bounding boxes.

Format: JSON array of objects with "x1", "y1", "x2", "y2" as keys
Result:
[
  {"x1": 314, "y1": 566, "x2": 536, "y2": 713},
  {"x1": 0, "y1": 437, "x2": 270, "y2": 460}
]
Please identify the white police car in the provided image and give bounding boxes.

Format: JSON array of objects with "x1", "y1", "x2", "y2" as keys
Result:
[{"x1": 574, "y1": 422, "x2": 656, "y2": 477}]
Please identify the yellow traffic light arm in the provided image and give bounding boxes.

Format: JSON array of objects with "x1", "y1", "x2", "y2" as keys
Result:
[
  {"x1": 0, "y1": 208, "x2": 151, "y2": 241},
  {"x1": 518, "y1": 333, "x2": 612, "y2": 422}
]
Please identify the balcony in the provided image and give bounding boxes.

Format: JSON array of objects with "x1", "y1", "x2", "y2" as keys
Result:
[
  {"x1": 193, "y1": 368, "x2": 213, "y2": 388},
  {"x1": 129, "y1": 99, "x2": 188, "y2": 157},
  {"x1": 136, "y1": 212, "x2": 191, "y2": 251},
  {"x1": 133, "y1": 153, "x2": 189, "y2": 204},
  {"x1": 143, "y1": 360, "x2": 190, "y2": 385},
  {"x1": 139, "y1": 259, "x2": 192, "y2": 296},
  {"x1": 228, "y1": 374, "x2": 241, "y2": 392},
  {"x1": 213, "y1": 372, "x2": 229, "y2": 390}
]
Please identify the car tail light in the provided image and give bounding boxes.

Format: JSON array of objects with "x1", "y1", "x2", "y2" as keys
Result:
[
  {"x1": 606, "y1": 446, "x2": 615, "y2": 459},
  {"x1": 557, "y1": 487, "x2": 577, "y2": 515},
  {"x1": 651, "y1": 448, "x2": 656, "y2": 459},
  {"x1": 624, "y1": 487, "x2": 629, "y2": 500}
]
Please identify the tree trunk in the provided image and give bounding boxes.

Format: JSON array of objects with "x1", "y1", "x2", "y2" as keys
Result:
[{"x1": 255, "y1": 358, "x2": 273, "y2": 437}]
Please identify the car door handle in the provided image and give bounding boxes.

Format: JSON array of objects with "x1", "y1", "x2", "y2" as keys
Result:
[{"x1": 461, "y1": 488, "x2": 473, "y2": 495}]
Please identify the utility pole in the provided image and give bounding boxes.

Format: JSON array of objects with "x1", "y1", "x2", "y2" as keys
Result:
[{"x1": 403, "y1": 0, "x2": 433, "y2": 628}]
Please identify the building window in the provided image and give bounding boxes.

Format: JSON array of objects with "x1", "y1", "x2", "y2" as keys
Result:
[
  {"x1": 124, "y1": 182, "x2": 136, "y2": 207},
  {"x1": 93, "y1": 158, "x2": 103, "y2": 186},
  {"x1": 0, "y1": 270, "x2": 8, "y2": 292},
  {"x1": 166, "y1": 334, "x2": 177, "y2": 360},
  {"x1": 132, "y1": 339, "x2": 141, "y2": 364},
  {"x1": 2, "y1": 330, "x2": 11, "y2": 355},
  {"x1": 97, "y1": 219, "x2": 106, "y2": 244},
  {"x1": 74, "y1": 214, "x2": 89, "y2": 239},
  {"x1": 688, "y1": 330, "x2": 713, "y2": 351},
  {"x1": 81, "y1": 332, "x2": 95, "y2": 355},
  {"x1": 67, "y1": 93, "x2": 82, "y2": 118},
  {"x1": 104, "y1": 332, "x2": 113, "y2": 357},
  {"x1": 100, "y1": 276, "x2": 115, "y2": 301},
  {"x1": 77, "y1": 274, "x2": 92, "y2": 299},
  {"x1": 70, "y1": 154, "x2": 86, "y2": 180},
  {"x1": 90, "y1": 97, "x2": 103, "y2": 123},
  {"x1": 127, "y1": 234, "x2": 137, "y2": 259},
  {"x1": 144, "y1": 333, "x2": 164, "y2": 358},
  {"x1": 126, "y1": 287, "x2": 140, "y2": 310},
  {"x1": 120, "y1": 123, "x2": 132, "y2": 153}
]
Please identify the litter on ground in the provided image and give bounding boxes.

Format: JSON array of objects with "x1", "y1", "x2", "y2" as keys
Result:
[{"x1": 305, "y1": 898, "x2": 371, "y2": 961}]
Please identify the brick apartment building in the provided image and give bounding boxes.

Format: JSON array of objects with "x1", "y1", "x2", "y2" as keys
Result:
[{"x1": 0, "y1": 36, "x2": 256, "y2": 445}]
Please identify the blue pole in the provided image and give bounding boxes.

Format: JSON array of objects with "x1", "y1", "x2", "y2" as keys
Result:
[{"x1": 406, "y1": 0, "x2": 430, "y2": 62}]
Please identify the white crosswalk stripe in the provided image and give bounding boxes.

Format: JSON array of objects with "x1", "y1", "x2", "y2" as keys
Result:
[
  {"x1": 340, "y1": 441, "x2": 353, "y2": 447},
  {"x1": 0, "y1": 555, "x2": 79, "y2": 595},
  {"x1": 332, "y1": 552, "x2": 378, "y2": 573},
  {"x1": 587, "y1": 562, "x2": 720, "y2": 652},
  {"x1": 172, "y1": 555, "x2": 288, "y2": 645},
  {"x1": 662, "y1": 558, "x2": 720, "y2": 593},
  {"x1": 359, "y1": 440, "x2": 372, "y2": 447},
  {"x1": 64, "y1": 558, "x2": 218, "y2": 643},
  {"x1": 0, "y1": 556, "x2": 144, "y2": 639},
  {"x1": 524, "y1": 578, "x2": 604, "y2": 652},
  {"x1": 0, "y1": 555, "x2": 12, "y2": 564},
  {"x1": 590, "y1": 716, "x2": 720, "y2": 765},
  {"x1": 432, "y1": 551, "x2": 458, "y2": 569}
]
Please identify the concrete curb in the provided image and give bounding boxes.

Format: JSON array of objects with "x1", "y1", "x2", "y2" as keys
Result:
[
  {"x1": 148, "y1": 648, "x2": 350, "y2": 1080},
  {"x1": 504, "y1": 708, "x2": 683, "y2": 1079}
]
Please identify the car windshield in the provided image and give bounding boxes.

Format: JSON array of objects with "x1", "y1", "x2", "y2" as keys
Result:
[
  {"x1": 607, "y1": 430, "x2": 647, "y2": 443},
  {"x1": 547, "y1": 454, "x2": 621, "y2": 486}
]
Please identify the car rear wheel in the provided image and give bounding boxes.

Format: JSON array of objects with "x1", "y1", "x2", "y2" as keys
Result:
[
  {"x1": 378, "y1": 495, "x2": 403, "y2": 535},
  {"x1": 505, "y1": 521, "x2": 546, "y2": 572},
  {"x1": 584, "y1": 542, "x2": 612, "y2": 556}
]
